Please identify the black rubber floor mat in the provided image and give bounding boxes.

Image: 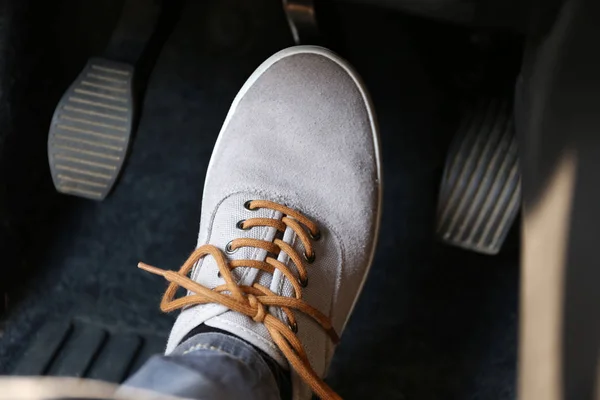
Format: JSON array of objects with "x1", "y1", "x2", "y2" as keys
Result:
[{"x1": 12, "y1": 318, "x2": 165, "y2": 383}]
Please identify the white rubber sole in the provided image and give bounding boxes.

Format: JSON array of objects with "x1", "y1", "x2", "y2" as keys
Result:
[{"x1": 206, "y1": 45, "x2": 383, "y2": 333}]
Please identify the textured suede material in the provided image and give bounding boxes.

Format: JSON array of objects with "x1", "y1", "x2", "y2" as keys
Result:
[{"x1": 166, "y1": 46, "x2": 381, "y2": 399}]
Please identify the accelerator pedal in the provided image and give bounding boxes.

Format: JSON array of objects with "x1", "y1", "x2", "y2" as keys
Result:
[
  {"x1": 48, "y1": 0, "x2": 164, "y2": 200},
  {"x1": 436, "y1": 98, "x2": 521, "y2": 255}
]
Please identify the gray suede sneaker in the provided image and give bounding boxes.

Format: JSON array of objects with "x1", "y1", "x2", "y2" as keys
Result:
[{"x1": 140, "y1": 46, "x2": 382, "y2": 399}]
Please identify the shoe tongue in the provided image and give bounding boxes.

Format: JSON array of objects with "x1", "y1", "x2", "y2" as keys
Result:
[
  {"x1": 270, "y1": 225, "x2": 299, "y2": 299},
  {"x1": 201, "y1": 212, "x2": 301, "y2": 368}
]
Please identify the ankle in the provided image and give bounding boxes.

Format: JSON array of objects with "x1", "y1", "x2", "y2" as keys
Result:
[{"x1": 178, "y1": 324, "x2": 292, "y2": 399}]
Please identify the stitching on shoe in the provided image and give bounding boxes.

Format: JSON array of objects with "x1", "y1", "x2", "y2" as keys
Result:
[
  {"x1": 237, "y1": 208, "x2": 278, "y2": 285},
  {"x1": 143, "y1": 197, "x2": 349, "y2": 398},
  {"x1": 183, "y1": 189, "x2": 347, "y2": 370},
  {"x1": 274, "y1": 231, "x2": 297, "y2": 323},
  {"x1": 194, "y1": 190, "x2": 279, "y2": 283},
  {"x1": 176, "y1": 191, "x2": 288, "y2": 350}
]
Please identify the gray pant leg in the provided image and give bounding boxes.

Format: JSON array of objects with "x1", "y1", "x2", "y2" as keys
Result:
[{"x1": 121, "y1": 332, "x2": 281, "y2": 400}]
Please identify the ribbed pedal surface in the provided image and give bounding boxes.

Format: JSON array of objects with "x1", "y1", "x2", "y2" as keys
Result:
[
  {"x1": 48, "y1": 58, "x2": 134, "y2": 200},
  {"x1": 12, "y1": 318, "x2": 165, "y2": 383},
  {"x1": 436, "y1": 98, "x2": 521, "y2": 255}
]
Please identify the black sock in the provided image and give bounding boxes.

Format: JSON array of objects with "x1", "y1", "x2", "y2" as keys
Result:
[{"x1": 179, "y1": 324, "x2": 292, "y2": 400}]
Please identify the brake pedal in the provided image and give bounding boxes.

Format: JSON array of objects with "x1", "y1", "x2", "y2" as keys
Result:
[
  {"x1": 48, "y1": 59, "x2": 134, "y2": 200},
  {"x1": 436, "y1": 98, "x2": 521, "y2": 255},
  {"x1": 48, "y1": 0, "x2": 165, "y2": 200}
]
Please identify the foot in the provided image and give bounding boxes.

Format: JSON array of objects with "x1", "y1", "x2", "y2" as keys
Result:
[{"x1": 140, "y1": 46, "x2": 381, "y2": 399}]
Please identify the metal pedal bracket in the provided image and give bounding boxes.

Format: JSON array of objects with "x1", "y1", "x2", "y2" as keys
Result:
[{"x1": 282, "y1": 0, "x2": 319, "y2": 44}]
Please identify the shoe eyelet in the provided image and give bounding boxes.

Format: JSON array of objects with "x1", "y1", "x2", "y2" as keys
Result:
[
  {"x1": 225, "y1": 241, "x2": 238, "y2": 254},
  {"x1": 303, "y1": 251, "x2": 315, "y2": 264},
  {"x1": 236, "y1": 219, "x2": 250, "y2": 230},
  {"x1": 244, "y1": 200, "x2": 257, "y2": 211},
  {"x1": 309, "y1": 230, "x2": 321, "y2": 241},
  {"x1": 288, "y1": 320, "x2": 298, "y2": 333},
  {"x1": 298, "y1": 276, "x2": 309, "y2": 288}
]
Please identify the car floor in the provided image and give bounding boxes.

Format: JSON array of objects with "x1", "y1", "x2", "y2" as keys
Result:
[{"x1": 0, "y1": 1, "x2": 518, "y2": 398}]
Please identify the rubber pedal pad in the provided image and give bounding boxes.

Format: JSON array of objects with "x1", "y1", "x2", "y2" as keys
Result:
[
  {"x1": 436, "y1": 98, "x2": 521, "y2": 255},
  {"x1": 48, "y1": 58, "x2": 134, "y2": 200}
]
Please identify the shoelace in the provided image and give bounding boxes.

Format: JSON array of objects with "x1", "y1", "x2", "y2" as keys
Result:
[{"x1": 139, "y1": 200, "x2": 342, "y2": 399}]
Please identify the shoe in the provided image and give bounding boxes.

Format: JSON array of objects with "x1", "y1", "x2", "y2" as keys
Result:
[{"x1": 139, "y1": 45, "x2": 382, "y2": 399}]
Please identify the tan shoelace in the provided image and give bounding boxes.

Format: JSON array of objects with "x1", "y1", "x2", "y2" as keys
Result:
[{"x1": 139, "y1": 200, "x2": 342, "y2": 399}]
